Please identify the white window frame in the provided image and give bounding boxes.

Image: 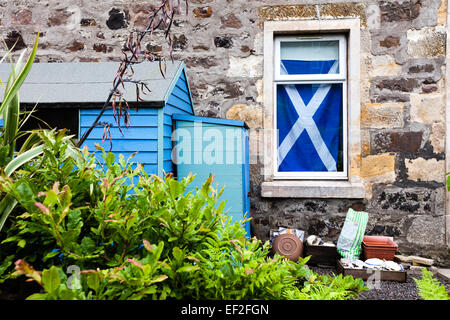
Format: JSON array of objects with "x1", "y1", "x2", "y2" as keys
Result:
[
  {"x1": 261, "y1": 19, "x2": 365, "y2": 199},
  {"x1": 273, "y1": 34, "x2": 348, "y2": 180}
]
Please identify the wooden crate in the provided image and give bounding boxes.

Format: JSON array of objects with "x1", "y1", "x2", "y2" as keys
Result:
[
  {"x1": 304, "y1": 244, "x2": 339, "y2": 266},
  {"x1": 336, "y1": 260, "x2": 407, "y2": 283}
]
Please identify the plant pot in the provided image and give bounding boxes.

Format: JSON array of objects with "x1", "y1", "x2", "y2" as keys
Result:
[
  {"x1": 272, "y1": 233, "x2": 303, "y2": 262},
  {"x1": 362, "y1": 235, "x2": 398, "y2": 261}
]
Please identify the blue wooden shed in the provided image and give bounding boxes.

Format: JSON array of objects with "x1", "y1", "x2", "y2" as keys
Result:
[
  {"x1": 172, "y1": 114, "x2": 251, "y2": 236},
  {"x1": 0, "y1": 61, "x2": 251, "y2": 236},
  {"x1": 78, "y1": 61, "x2": 195, "y2": 177}
]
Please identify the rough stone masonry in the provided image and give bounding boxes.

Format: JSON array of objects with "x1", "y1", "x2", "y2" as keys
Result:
[{"x1": 1, "y1": 0, "x2": 449, "y2": 266}]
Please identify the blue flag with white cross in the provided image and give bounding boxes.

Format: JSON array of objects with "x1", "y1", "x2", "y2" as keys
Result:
[{"x1": 277, "y1": 59, "x2": 342, "y2": 172}]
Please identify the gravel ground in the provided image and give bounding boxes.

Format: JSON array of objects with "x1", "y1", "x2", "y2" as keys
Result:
[{"x1": 310, "y1": 265, "x2": 450, "y2": 300}]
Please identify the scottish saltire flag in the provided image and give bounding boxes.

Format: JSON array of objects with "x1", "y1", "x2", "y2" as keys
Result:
[{"x1": 277, "y1": 59, "x2": 342, "y2": 172}]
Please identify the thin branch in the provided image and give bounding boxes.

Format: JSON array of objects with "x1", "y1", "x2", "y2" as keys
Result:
[{"x1": 77, "y1": 0, "x2": 187, "y2": 148}]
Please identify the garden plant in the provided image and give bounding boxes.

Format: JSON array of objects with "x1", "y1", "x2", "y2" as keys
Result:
[{"x1": 0, "y1": 7, "x2": 369, "y2": 301}]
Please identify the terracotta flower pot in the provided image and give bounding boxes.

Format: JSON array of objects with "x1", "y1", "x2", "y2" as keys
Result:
[
  {"x1": 272, "y1": 233, "x2": 303, "y2": 262},
  {"x1": 362, "y1": 235, "x2": 398, "y2": 261}
]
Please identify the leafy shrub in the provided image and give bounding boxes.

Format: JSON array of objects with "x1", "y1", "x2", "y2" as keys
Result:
[
  {"x1": 0, "y1": 130, "x2": 368, "y2": 300},
  {"x1": 414, "y1": 268, "x2": 449, "y2": 300}
]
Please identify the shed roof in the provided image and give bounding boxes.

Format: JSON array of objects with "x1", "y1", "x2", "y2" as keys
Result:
[{"x1": 0, "y1": 60, "x2": 186, "y2": 107}]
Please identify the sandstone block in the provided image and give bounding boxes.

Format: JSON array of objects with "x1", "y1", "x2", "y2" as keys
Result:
[
  {"x1": 437, "y1": 0, "x2": 447, "y2": 25},
  {"x1": 227, "y1": 55, "x2": 262, "y2": 78},
  {"x1": 221, "y1": 13, "x2": 242, "y2": 29},
  {"x1": 193, "y1": 7, "x2": 212, "y2": 18},
  {"x1": 430, "y1": 122, "x2": 445, "y2": 153},
  {"x1": 407, "y1": 27, "x2": 446, "y2": 58},
  {"x1": 405, "y1": 157, "x2": 444, "y2": 182},
  {"x1": 361, "y1": 102, "x2": 404, "y2": 129},
  {"x1": 12, "y1": 9, "x2": 33, "y2": 25},
  {"x1": 360, "y1": 154, "x2": 395, "y2": 178},
  {"x1": 410, "y1": 93, "x2": 445, "y2": 123},
  {"x1": 48, "y1": 9, "x2": 72, "y2": 26},
  {"x1": 226, "y1": 104, "x2": 263, "y2": 129},
  {"x1": 370, "y1": 55, "x2": 402, "y2": 77}
]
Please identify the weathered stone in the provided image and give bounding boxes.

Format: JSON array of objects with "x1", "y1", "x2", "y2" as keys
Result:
[
  {"x1": 214, "y1": 36, "x2": 233, "y2": 48},
  {"x1": 375, "y1": 78, "x2": 419, "y2": 92},
  {"x1": 379, "y1": 0, "x2": 421, "y2": 22},
  {"x1": 405, "y1": 157, "x2": 444, "y2": 182},
  {"x1": 422, "y1": 84, "x2": 438, "y2": 93},
  {"x1": 410, "y1": 93, "x2": 445, "y2": 123},
  {"x1": 193, "y1": 7, "x2": 213, "y2": 18},
  {"x1": 409, "y1": 255, "x2": 435, "y2": 266},
  {"x1": 407, "y1": 27, "x2": 446, "y2": 58},
  {"x1": 48, "y1": 9, "x2": 72, "y2": 26},
  {"x1": 96, "y1": 31, "x2": 105, "y2": 39},
  {"x1": 5, "y1": 31, "x2": 26, "y2": 51},
  {"x1": 430, "y1": 122, "x2": 445, "y2": 153},
  {"x1": 190, "y1": 0, "x2": 213, "y2": 3},
  {"x1": 79, "y1": 57, "x2": 100, "y2": 62},
  {"x1": 193, "y1": 45, "x2": 209, "y2": 51},
  {"x1": 93, "y1": 43, "x2": 113, "y2": 53},
  {"x1": 132, "y1": 10, "x2": 151, "y2": 28},
  {"x1": 360, "y1": 154, "x2": 395, "y2": 178},
  {"x1": 226, "y1": 104, "x2": 263, "y2": 128},
  {"x1": 173, "y1": 34, "x2": 187, "y2": 50},
  {"x1": 361, "y1": 102, "x2": 404, "y2": 129},
  {"x1": 12, "y1": 9, "x2": 32, "y2": 25},
  {"x1": 258, "y1": 3, "x2": 367, "y2": 27},
  {"x1": 106, "y1": 8, "x2": 127, "y2": 30},
  {"x1": 221, "y1": 13, "x2": 242, "y2": 29},
  {"x1": 227, "y1": 55, "x2": 262, "y2": 78},
  {"x1": 67, "y1": 41, "x2": 85, "y2": 51},
  {"x1": 212, "y1": 82, "x2": 243, "y2": 99},
  {"x1": 370, "y1": 55, "x2": 402, "y2": 77},
  {"x1": 372, "y1": 131, "x2": 423, "y2": 154},
  {"x1": 184, "y1": 56, "x2": 218, "y2": 68},
  {"x1": 409, "y1": 64, "x2": 434, "y2": 73},
  {"x1": 368, "y1": 224, "x2": 402, "y2": 237},
  {"x1": 80, "y1": 18, "x2": 96, "y2": 26},
  {"x1": 437, "y1": 0, "x2": 447, "y2": 25},
  {"x1": 407, "y1": 216, "x2": 445, "y2": 245},
  {"x1": 373, "y1": 186, "x2": 434, "y2": 214},
  {"x1": 380, "y1": 36, "x2": 400, "y2": 48},
  {"x1": 146, "y1": 43, "x2": 162, "y2": 55}
]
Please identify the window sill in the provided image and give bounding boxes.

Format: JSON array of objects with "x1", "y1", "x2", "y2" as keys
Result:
[{"x1": 261, "y1": 180, "x2": 365, "y2": 199}]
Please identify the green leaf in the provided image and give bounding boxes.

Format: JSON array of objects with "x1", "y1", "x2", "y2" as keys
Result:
[
  {"x1": 17, "y1": 239, "x2": 26, "y2": 248},
  {"x1": 26, "y1": 293, "x2": 49, "y2": 300},
  {"x1": 0, "y1": 195, "x2": 18, "y2": 233},
  {"x1": 176, "y1": 265, "x2": 200, "y2": 273},
  {"x1": 172, "y1": 247, "x2": 184, "y2": 264},
  {"x1": 42, "y1": 266, "x2": 61, "y2": 294},
  {"x1": 86, "y1": 273, "x2": 100, "y2": 293},
  {"x1": 0, "y1": 32, "x2": 39, "y2": 117},
  {"x1": 4, "y1": 144, "x2": 45, "y2": 176},
  {"x1": 81, "y1": 236, "x2": 96, "y2": 255},
  {"x1": 42, "y1": 250, "x2": 60, "y2": 262}
]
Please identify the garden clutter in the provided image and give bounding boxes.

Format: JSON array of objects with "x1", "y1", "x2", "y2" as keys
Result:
[
  {"x1": 337, "y1": 208, "x2": 369, "y2": 260},
  {"x1": 340, "y1": 257, "x2": 404, "y2": 271},
  {"x1": 270, "y1": 227, "x2": 305, "y2": 261}
]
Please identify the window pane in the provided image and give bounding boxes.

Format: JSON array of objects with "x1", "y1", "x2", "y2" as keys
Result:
[
  {"x1": 276, "y1": 83, "x2": 343, "y2": 172},
  {"x1": 280, "y1": 40, "x2": 339, "y2": 75}
]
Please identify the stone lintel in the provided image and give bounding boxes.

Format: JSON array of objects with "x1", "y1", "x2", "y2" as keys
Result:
[{"x1": 261, "y1": 181, "x2": 365, "y2": 199}]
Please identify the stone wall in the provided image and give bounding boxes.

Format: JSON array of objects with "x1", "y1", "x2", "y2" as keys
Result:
[{"x1": 1, "y1": 0, "x2": 449, "y2": 265}]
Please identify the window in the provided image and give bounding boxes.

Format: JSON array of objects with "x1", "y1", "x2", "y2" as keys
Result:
[
  {"x1": 261, "y1": 19, "x2": 364, "y2": 199},
  {"x1": 274, "y1": 35, "x2": 347, "y2": 180},
  {"x1": 15, "y1": 107, "x2": 79, "y2": 150}
]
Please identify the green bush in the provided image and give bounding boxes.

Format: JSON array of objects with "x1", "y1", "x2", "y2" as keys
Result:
[
  {"x1": 0, "y1": 130, "x2": 368, "y2": 300},
  {"x1": 414, "y1": 268, "x2": 449, "y2": 300}
]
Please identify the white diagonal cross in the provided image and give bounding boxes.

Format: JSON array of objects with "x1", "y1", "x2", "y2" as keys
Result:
[{"x1": 278, "y1": 61, "x2": 338, "y2": 171}]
